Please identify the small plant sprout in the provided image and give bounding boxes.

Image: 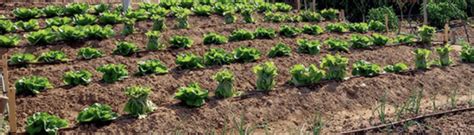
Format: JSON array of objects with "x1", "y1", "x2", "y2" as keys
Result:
[
  {"x1": 460, "y1": 41, "x2": 474, "y2": 63},
  {"x1": 435, "y1": 44, "x2": 453, "y2": 66},
  {"x1": 213, "y1": 70, "x2": 236, "y2": 98},
  {"x1": 320, "y1": 54, "x2": 348, "y2": 80},
  {"x1": 146, "y1": 31, "x2": 165, "y2": 51},
  {"x1": 175, "y1": 83, "x2": 209, "y2": 107},
  {"x1": 151, "y1": 15, "x2": 166, "y2": 31},
  {"x1": 414, "y1": 49, "x2": 432, "y2": 70},
  {"x1": 418, "y1": 25, "x2": 436, "y2": 45},
  {"x1": 124, "y1": 86, "x2": 156, "y2": 119},
  {"x1": 253, "y1": 61, "x2": 278, "y2": 91}
]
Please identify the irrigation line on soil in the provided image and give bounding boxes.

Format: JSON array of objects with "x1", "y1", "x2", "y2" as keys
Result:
[{"x1": 340, "y1": 106, "x2": 474, "y2": 134}]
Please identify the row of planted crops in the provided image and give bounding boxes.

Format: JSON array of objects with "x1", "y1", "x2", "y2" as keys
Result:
[{"x1": 2, "y1": 2, "x2": 474, "y2": 135}]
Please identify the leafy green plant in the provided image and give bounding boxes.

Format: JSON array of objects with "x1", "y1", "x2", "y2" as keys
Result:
[
  {"x1": 65, "y1": 3, "x2": 89, "y2": 15},
  {"x1": 241, "y1": 8, "x2": 255, "y2": 23},
  {"x1": 179, "y1": 0, "x2": 195, "y2": 8},
  {"x1": 84, "y1": 25, "x2": 115, "y2": 39},
  {"x1": 263, "y1": 12, "x2": 286, "y2": 23},
  {"x1": 384, "y1": 63, "x2": 409, "y2": 73},
  {"x1": 349, "y1": 23, "x2": 369, "y2": 33},
  {"x1": 320, "y1": 54, "x2": 348, "y2": 80},
  {"x1": 418, "y1": 25, "x2": 436, "y2": 44},
  {"x1": 204, "y1": 48, "x2": 234, "y2": 66},
  {"x1": 414, "y1": 49, "x2": 432, "y2": 70},
  {"x1": 268, "y1": 43, "x2": 292, "y2": 57},
  {"x1": 352, "y1": 60, "x2": 382, "y2": 77},
  {"x1": 9, "y1": 53, "x2": 36, "y2": 65},
  {"x1": 113, "y1": 42, "x2": 139, "y2": 56},
  {"x1": 121, "y1": 18, "x2": 136, "y2": 36},
  {"x1": 42, "y1": 5, "x2": 64, "y2": 17},
  {"x1": 326, "y1": 23, "x2": 349, "y2": 33},
  {"x1": 97, "y1": 64, "x2": 129, "y2": 83},
  {"x1": 274, "y1": 3, "x2": 292, "y2": 12},
  {"x1": 368, "y1": 20, "x2": 386, "y2": 32},
  {"x1": 297, "y1": 39, "x2": 321, "y2": 55},
  {"x1": 325, "y1": 38, "x2": 349, "y2": 52},
  {"x1": 124, "y1": 86, "x2": 156, "y2": 118},
  {"x1": 426, "y1": 2, "x2": 466, "y2": 28},
  {"x1": 460, "y1": 42, "x2": 474, "y2": 63},
  {"x1": 0, "y1": 20, "x2": 16, "y2": 34},
  {"x1": 77, "y1": 47, "x2": 104, "y2": 60},
  {"x1": 175, "y1": 83, "x2": 209, "y2": 107},
  {"x1": 25, "y1": 29, "x2": 58, "y2": 45},
  {"x1": 302, "y1": 25, "x2": 324, "y2": 35},
  {"x1": 37, "y1": 50, "x2": 68, "y2": 63},
  {"x1": 279, "y1": 25, "x2": 301, "y2": 37},
  {"x1": 125, "y1": 9, "x2": 149, "y2": 21},
  {"x1": 54, "y1": 25, "x2": 86, "y2": 41},
  {"x1": 46, "y1": 17, "x2": 72, "y2": 27},
  {"x1": 99, "y1": 12, "x2": 122, "y2": 24},
  {"x1": 151, "y1": 15, "x2": 166, "y2": 31},
  {"x1": 15, "y1": 76, "x2": 53, "y2": 95},
  {"x1": 320, "y1": 8, "x2": 339, "y2": 20},
  {"x1": 203, "y1": 33, "x2": 228, "y2": 45},
  {"x1": 435, "y1": 44, "x2": 453, "y2": 66},
  {"x1": 176, "y1": 10, "x2": 192, "y2": 29},
  {"x1": 169, "y1": 35, "x2": 193, "y2": 48},
  {"x1": 233, "y1": 46, "x2": 261, "y2": 62},
  {"x1": 290, "y1": 64, "x2": 325, "y2": 86},
  {"x1": 367, "y1": 6, "x2": 399, "y2": 29},
  {"x1": 13, "y1": 7, "x2": 41, "y2": 19},
  {"x1": 213, "y1": 70, "x2": 236, "y2": 98},
  {"x1": 176, "y1": 53, "x2": 204, "y2": 69},
  {"x1": 149, "y1": 6, "x2": 170, "y2": 16},
  {"x1": 192, "y1": 5, "x2": 213, "y2": 16},
  {"x1": 395, "y1": 34, "x2": 417, "y2": 45},
  {"x1": 77, "y1": 103, "x2": 118, "y2": 123},
  {"x1": 0, "y1": 35, "x2": 21, "y2": 48},
  {"x1": 73, "y1": 14, "x2": 97, "y2": 25},
  {"x1": 371, "y1": 33, "x2": 390, "y2": 46},
  {"x1": 92, "y1": 3, "x2": 110, "y2": 14},
  {"x1": 16, "y1": 19, "x2": 40, "y2": 32},
  {"x1": 350, "y1": 34, "x2": 373, "y2": 49},
  {"x1": 146, "y1": 31, "x2": 165, "y2": 51},
  {"x1": 229, "y1": 29, "x2": 254, "y2": 41},
  {"x1": 299, "y1": 10, "x2": 323, "y2": 22},
  {"x1": 286, "y1": 14, "x2": 303, "y2": 23},
  {"x1": 138, "y1": 3, "x2": 159, "y2": 11},
  {"x1": 253, "y1": 62, "x2": 278, "y2": 91},
  {"x1": 256, "y1": 3, "x2": 276, "y2": 13},
  {"x1": 25, "y1": 112, "x2": 68, "y2": 135},
  {"x1": 213, "y1": 3, "x2": 234, "y2": 15},
  {"x1": 63, "y1": 70, "x2": 92, "y2": 86},
  {"x1": 224, "y1": 11, "x2": 237, "y2": 24},
  {"x1": 138, "y1": 59, "x2": 168, "y2": 75},
  {"x1": 254, "y1": 27, "x2": 276, "y2": 39}
]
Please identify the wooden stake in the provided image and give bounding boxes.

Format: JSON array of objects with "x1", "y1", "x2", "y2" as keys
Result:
[
  {"x1": 444, "y1": 23, "x2": 449, "y2": 43},
  {"x1": 296, "y1": 0, "x2": 301, "y2": 11},
  {"x1": 2, "y1": 55, "x2": 17, "y2": 133},
  {"x1": 339, "y1": 10, "x2": 345, "y2": 22},
  {"x1": 311, "y1": 0, "x2": 315, "y2": 11},
  {"x1": 423, "y1": 0, "x2": 428, "y2": 25},
  {"x1": 385, "y1": 14, "x2": 390, "y2": 32}
]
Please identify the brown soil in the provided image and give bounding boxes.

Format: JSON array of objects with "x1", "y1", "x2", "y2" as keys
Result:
[{"x1": 1, "y1": 7, "x2": 473, "y2": 134}]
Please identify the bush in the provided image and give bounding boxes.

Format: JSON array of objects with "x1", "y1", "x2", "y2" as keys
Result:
[
  {"x1": 125, "y1": 9, "x2": 149, "y2": 21},
  {"x1": 16, "y1": 19, "x2": 40, "y2": 32},
  {"x1": 73, "y1": 14, "x2": 97, "y2": 25},
  {"x1": 395, "y1": 34, "x2": 417, "y2": 45},
  {"x1": 176, "y1": 53, "x2": 204, "y2": 69},
  {"x1": 384, "y1": 63, "x2": 409, "y2": 73},
  {"x1": 15, "y1": 76, "x2": 53, "y2": 95},
  {"x1": 0, "y1": 20, "x2": 16, "y2": 34},
  {"x1": 151, "y1": 15, "x2": 166, "y2": 31},
  {"x1": 137, "y1": 59, "x2": 168, "y2": 75},
  {"x1": 146, "y1": 31, "x2": 165, "y2": 51},
  {"x1": 371, "y1": 33, "x2": 390, "y2": 46},
  {"x1": 299, "y1": 10, "x2": 323, "y2": 22},
  {"x1": 46, "y1": 17, "x2": 72, "y2": 27},
  {"x1": 124, "y1": 86, "x2": 156, "y2": 118},
  {"x1": 279, "y1": 25, "x2": 301, "y2": 37},
  {"x1": 414, "y1": 49, "x2": 432, "y2": 70},
  {"x1": 325, "y1": 23, "x2": 349, "y2": 33},
  {"x1": 13, "y1": 7, "x2": 41, "y2": 19},
  {"x1": 213, "y1": 70, "x2": 236, "y2": 98},
  {"x1": 426, "y1": 2, "x2": 466, "y2": 28},
  {"x1": 9, "y1": 53, "x2": 36, "y2": 65},
  {"x1": 367, "y1": 6, "x2": 398, "y2": 29},
  {"x1": 325, "y1": 38, "x2": 349, "y2": 52},
  {"x1": 290, "y1": 64, "x2": 325, "y2": 86},
  {"x1": 268, "y1": 43, "x2": 292, "y2": 57},
  {"x1": 348, "y1": 23, "x2": 369, "y2": 33},
  {"x1": 99, "y1": 12, "x2": 122, "y2": 24},
  {"x1": 175, "y1": 83, "x2": 209, "y2": 107},
  {"x1": 78, "y1": 47, "x2": 104, "y2": 60},
  {"x1": 460, "y1": 42, "x2": 474, "y2": 63},
  {"x1": 297, "y1": 39, "x2": 321, "y2": 55},
  {"x1": 302, "y1": 25, "x2": 324, "y2": 35},
  {"x1": 418, "y1": 25, "x2": 436, "y2": 44},
  {"x1": 54, "y1": 25, "x2": 86, "y2": 41},
  {"x1": 25, "y1": 29, "x2": 58, "y2": 45},
  {"x1": 254, "y1": 27, "x2": 276, "y2": 39},
  {"x1": 203, "y1": 33, "x2": 228, "y2": 45},
  {"x1": 253, "y1": 62, "x2": 278, "y2": 91},
  {"x1": 97, "y1": 64, "x2": 129, "y2": 83},
  {"x1": 204, "y1": 48, "x2": 234, "y2": 66},
  {"x1": 241, "y1": 8, "x2": 255, "y2": 23},
  {"x1": 26, "y1": 112, "x2": 68, "y2": 135},
  {"x1": 229, "y1": 29, "x2": 254, "y2": 41},
  {"x1": 113, "y1": 42, "x2": 139, "y2": 56},
  {"x1": 84, "y1": 25, "x2": 115, "y2": 39},
  {"x1": 38, "y1": 50, "x2": 68, "y2": 63},
  {"x1": 65, "y1": 3, "x2": 89, "y2": 15},
  {"x1": 275, "y1": 3, "x2": 292, "y2": 12},
  {"x1": 77, "y1": 103, "x2": 118, "y2": 123},
  {"x1": 192, "y1": 5, "x2": 213, "y2": 16},
  {"x1": 320, "y1": 54, "x2": 348, "y2": 80},
  {"x1": 42, "y1": 5, "x2": 64, "y2": 17},
  {"x1": 350, "y1": 34, "x2": 373, "y2": 49},
  {"x1": 0, "y1": 35, "x2": 21, "y2": 48},
  {"x1": 320, "y1": 8, "x2": 339, "y2": 20},
  {"x1": 170, "y1": 35, "x2": 193, "y2": 48},
  {"x1": 352, "y1": 60, "x2": 382, "y2": 77},
  {"x1": 233, "y1": 46, "x2": 261, "y2": 62},
  {"x1": 435, "y1": 44, "x2": 453, "y2": 66},
  {"x1": 63, "y1": 70, "x2": 92, "y2": 86},
  {"x1": 368, "y1": 20, "x2": 386, "y2": 32}
]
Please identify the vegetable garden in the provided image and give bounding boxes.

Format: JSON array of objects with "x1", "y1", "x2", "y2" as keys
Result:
[{"x1": 0, "y1": 0, "x2": 473, "y2": 134}]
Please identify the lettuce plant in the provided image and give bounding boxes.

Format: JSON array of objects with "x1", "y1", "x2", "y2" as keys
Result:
[
  {"x1": 350, "y1": 34, "x2": 373, "y2": 49},
  {"x1": 192, "y1": 5, "x2": 213, "y2": 16},
  {"x1": 326, "y1": 23, "x2": 349, "y2": 33},
  {"x1": 290, "y1": 64, "x2": 325, "y2": 86},
  {"x1": 349, "y1": 23, "x2": 369, "y2": 33},
  {"x1": 159, "y1": 1, "x2": 178, "y2": 9},
  {"x1": 179, "y1": 0, "x2": 195, "y2": 8},
  {"x1": 279, "y1": 25, "x2": 301, "y2": 37},
  {"x1": 38, "y1": 50, "x2": 68, "y2": 63},
  {"x1": 274, "y1": 3, "x2": 292, "y2": 12},
  {"x1": 73, "y1": 14, "x2": 97, "y2": 25},
  {"x1": 254, "y1": 27, "x2": 276, "y2": 39},
  {"x1": 92, "y1": 3, "x2": 110, "y2": 14},
  {"x1": 268, "y1": 43, "x2": 292, "y2": 57},
  {"x1": 16, "y1": 19, "x2": 40, "y2": 32},
  {"x1": 176, "y1": 53, "x2": 204, "y2": 69},
  {"x1": 15, "y1": 76, "x2": 53, "y2": 95},
  {"x1": 384, "y1": 63, "x2": 409, "y2": 73},
  {"x1": 84, "y1": 25, "x2": 115, "y2": 39},
  {"x1": 0, "y1": 20, "x2": 16, "y2": 34},
  {"x1": 299, "y1": 10, "x2": 323, "y2": 22},
  {"x1": 54, "y1": 25, "x2": 86, "y2": 41},
  {"x1": 137, "y1": 59, "x2": 169, "y2": 75},
  {"x1": 204, "y1": 48, "x2": 234, "y2": 66},
  {"x1": 395, "y1": 34, "x2": 417, "y2": 45},
  {"x1": 175, "y1": 83, "x2": 209, "y2": 107},
  {"x1": 149, "y1": 7, "x2": 170, "y2": 16},
  {"x1": 176, "y1": 10, "x2": 191, "y2": 29},
  {"x1": 371, "y1": 33, "x2": 390, "y2": 46},
  {"x1": 63, "y1": 70, "x2": 93, "y2": 86},
  {"x1": 113, "y1": 42, "x2": 139, "y2": 56},
  {"x1": 229, "y1": 29, "x2": 254, "y2": 41},
  {"x1": 414, "y1": 49, "x2": 431, "y2": 70},
  {"x1": 65, "y1": 3, "x2": 89, "y2": 15},
  {"x1": 297, "y1": 39, "x2": 321, "y2": 55},
  {"x1": 25, "y1": 112, "x2": 68, "y2": 135},
  {"x1": 233, "y1": 46, "x2": 261, "y2": 62},
  {"x1": 170, "y1": 35, "x2": 193, "y2": 48},
  {"x1": 320, "y1": 54, "x2": 348, "y2": 80},
  {"x1": 121, "y1": 18, "x2": 136, "y2": 36},
  {"x1": 139, "y1": 3, "x2": 159, "y2": 11},
  {"x1": 263, "y1": 12, "x2": 286, "y2": 23},
  {"x1": 460, "y1": 42, "x2": 474, "y2": 63},
  {"x1": 256, "y1": 3, "x2": 276, "y2": 13},
  {"x1": 0, "y1": 35, "x2": 21, "y2": 48},
  {"x1": 46, "y1": 17, "x2": 72, "y2": 27},
  {"x1": 146, "y1": 31, "x2": 165, "y2": 51},
  {"x1": 435, "y1": 44, "x2": 453, "y2": 66},
  {"x1": 368, "y1": 20, "x2": 386, "y2": 32},
  {"x1": 213, "y1": 3, "x2": 234, "y2": 15},
  {"x1": 253, "y1": 62, "x2": 278, "y2": 91},
  {"x1": 224, "y1": 11, "x2": 237, "y2": 24},
  {"x1": 151, "y1": 15, "x2": 166, "y2": 31},
  {"x1": 325, "y1": 38, "x2": 349, "y2": 52},
  {"x1": 77, "y1": 103, "x2": 118, "y2": 123},
  {"x1": 241, "y1": 8, "x2": 255, "y2": 23},
  {"x1": 9, "y1": 53, "x2": 36, "y2": 65},
  {"x1": 124, "y1": 86, "x2": 156, "y2": 118},
  {"x1": 25, "y1": 29, "x2": 58, "y2": 45},
  {"x1": 42, "y1": 5, "x2": 64, "y2": 17},
  {"x1": 203, "y1": 33, "x2": 228, "y2": 45},
  {"x1": 285, "y1": 14, "x2": 303, "y2": 23},
  {"x1": 97, "y1": 64, "x2": 129, "y2": 83},
  {"x1": 320, "y1": 8, "x2": 339, "y2": 20},
  {"x1": 351, "y1": 60, "x2": 382, "y2": 77},
  {"x1": 77, "y1": 47, "x2": 103, "y2": 60},
  {"x1": 302, "y1": 25, "x2": 324, "y2": 35},
  {"x1": 99, "y1": 12, "x2": 122, "y2": 24},
  {"x1": 213, "y1": 70, "x2": 236, "y2": 98},
  {"x1": 125, "y1": 9, "x2": 149, "y2": 21},
  {"x1": 13, "y1": 7, "x2": 41, "y2": 19},
  {"x1": 418, "y1": 25, "x2": 436, "y2": 44}
]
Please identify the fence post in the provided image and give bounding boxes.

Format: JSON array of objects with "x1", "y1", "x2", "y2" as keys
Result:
[
  {"x1": 444, "y1": 23, "x2": 449, "y2": 43},
  {"x1": 296, "y1": 0, "x2": 301, "y2": 11},
  {"x1": 339, "y1": 10, "x2": 345, "y2": 22},
  {"x1": 2, "y1": 55, "x2": 17, "y2": 134},
  {"x1": 385, "y1": 14, "x2": 389, "y2": 32},
  {"x1": 423, "y1": 0, "x2": 428, "y2": 25}
]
